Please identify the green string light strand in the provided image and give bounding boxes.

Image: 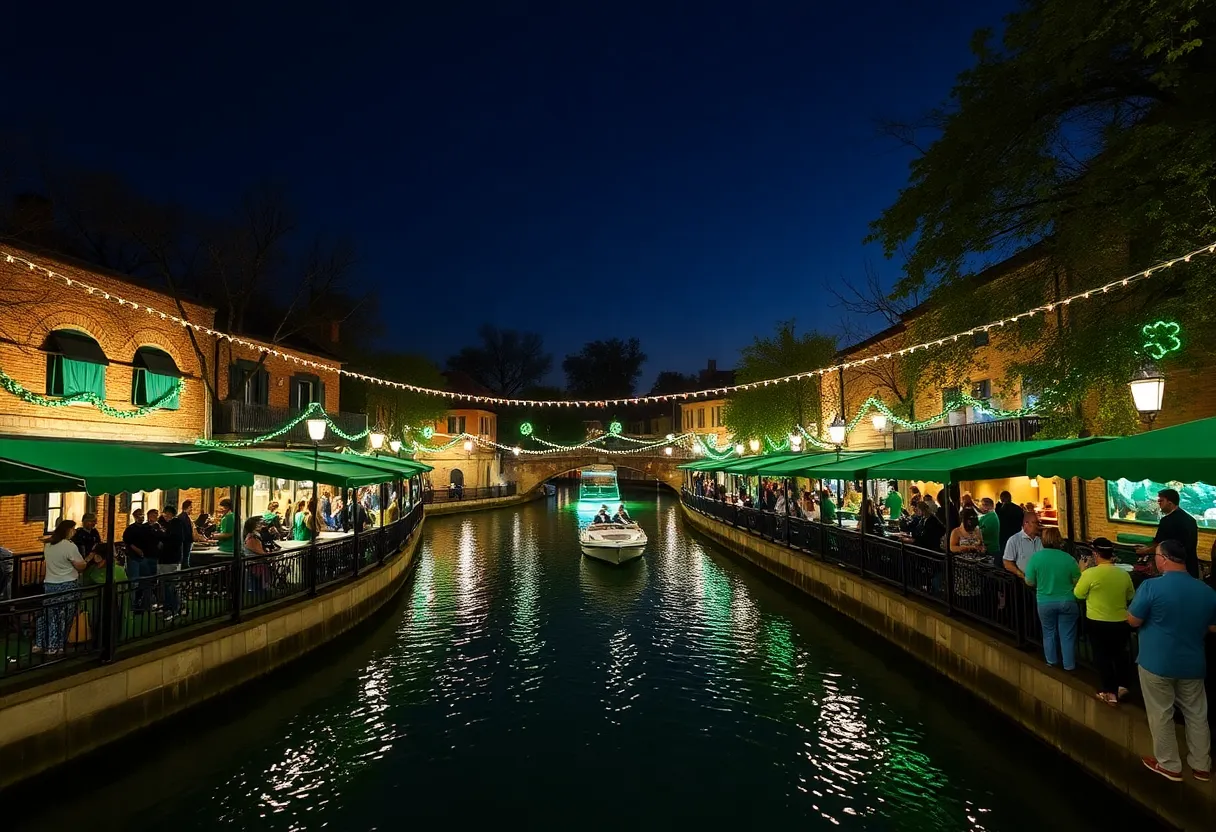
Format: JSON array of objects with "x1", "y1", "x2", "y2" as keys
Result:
[
  {"x1": 0, "y1": 367, "x2": 183, "y2": 419},
  {"x1": 194, "y1": 401, "x2": 371, "y2": 448}
]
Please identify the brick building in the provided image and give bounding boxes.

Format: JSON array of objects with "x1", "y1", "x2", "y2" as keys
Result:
[{"x1": 0, "y1": 243, "x2": 356, "y2": 555}]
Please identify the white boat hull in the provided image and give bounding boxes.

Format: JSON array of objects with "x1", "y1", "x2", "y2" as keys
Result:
[{"x1": 579, "y1": 524, "x2": 647, "y2": 564}]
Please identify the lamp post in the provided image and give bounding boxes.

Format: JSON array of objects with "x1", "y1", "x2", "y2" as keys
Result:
[
  {"x1": 305, "y1": 417, "x2": 326, "y2": 596},
  {"x1": 1129, "y1": 362, "x2": 1166, "y2": 427},
  {"x1": 828, "y1": 414, "x2": 846, "y2": 460},
  {"x1": 872, "y1": 412, "x2": 888, "y2": 449}
]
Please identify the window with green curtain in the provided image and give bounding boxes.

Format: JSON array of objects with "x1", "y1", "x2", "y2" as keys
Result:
[
  {"x1": 134, "y1": 369, "x2": 180, "y2": 409},
  {"x1": 47, "y1": 356, "x2": 106, "y2": 398}
]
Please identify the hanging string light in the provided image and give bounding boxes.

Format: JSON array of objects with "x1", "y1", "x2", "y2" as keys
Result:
[{"x1": 8, "y1": 241, "x2": 1213, "y2": 409}]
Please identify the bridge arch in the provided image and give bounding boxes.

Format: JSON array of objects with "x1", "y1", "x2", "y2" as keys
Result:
[{"x1": 502, "y1": 450, "x2": 688, "y2": 496}]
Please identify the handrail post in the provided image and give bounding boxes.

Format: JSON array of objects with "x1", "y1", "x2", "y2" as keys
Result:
[
  {"x1": 100, "y1": 493, "x2": 118, "y2": 663},
  {"x1": 231, "y1": 484, "x2": 244, "y2": 622},
  {"x1": 899, "y1": 538, "x2": 908, "y2": 595}
]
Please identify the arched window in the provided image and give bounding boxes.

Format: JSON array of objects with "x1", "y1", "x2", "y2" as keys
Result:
[
  {"x1": 44, "y1": 329, "x2": 108, "y2": 399},
  {"x1": 133, "y1": 347, "x2": 182, "y2": 410},
  {"x1": 450, "y1": 468, "x2": 464, "y2": 487}
]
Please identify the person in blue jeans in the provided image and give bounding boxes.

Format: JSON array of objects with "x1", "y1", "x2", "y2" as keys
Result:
[
  {"x1": 34, "y1": 520, "x2": 88, "y2": 655},
  {"x1": 1024, "y1": 527, "x2": 1082, "y2": 670}
]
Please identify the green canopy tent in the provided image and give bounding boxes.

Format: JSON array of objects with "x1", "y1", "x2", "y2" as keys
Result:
[
  {"x1": 714, "y1": 452, "x2": 807, "y2": 474},
  {"x1": 178, "y1": 448, "x2": 387, "y2": 489},
  {"x1": 0, "y1": 437, "x2": 253, "y2": 496},
  {"x1": 748, "y1": 452, "x2": 870, "y2": 477},
  {"x1": 866, "y1": 439, "x2": 1105, "y2": 482},
  {"x1": 1026, "y1": 417, "x2": 1216, "y2": 483},
  {"x1": 0, "y1": 458, "x2": 86, "y2": 497},
  {"x1": 288, "y1": 450, "x2": 433, "y2": 478},
  {"x1": 678, "y1": 457, "x2": 741, "y2": 472}
]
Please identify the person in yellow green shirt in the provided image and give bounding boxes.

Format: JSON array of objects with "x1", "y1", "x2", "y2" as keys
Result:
[{"x1": 1074, "y1": 537, "x2": 1136, "y2": 705}]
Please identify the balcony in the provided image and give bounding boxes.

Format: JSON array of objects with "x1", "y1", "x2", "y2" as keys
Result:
[
  {"x1": 891, "y1": 416, "x2": 1042, "y2": 451},
  {"x1": 212, "y1": 400, "x2": 368, "y2": 445}
]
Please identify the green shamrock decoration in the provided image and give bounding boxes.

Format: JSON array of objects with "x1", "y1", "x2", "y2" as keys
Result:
[
  {"x1": 1141, "y1": 320, "x2": 1182, "y2": 361},
  {"x1": 608, "y1": 420, "x2": 623, "y2": 435},
  {"x1": 519, "y1": 421, "x2": 534, "y2": 436},
  {"x1": 421, "y1": 425, "x2": 434, "y2": 439}
]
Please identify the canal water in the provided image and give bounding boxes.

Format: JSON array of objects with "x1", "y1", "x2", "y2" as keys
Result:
[{"x1": 14, "y1": 487, "x2": 1150, "y2": 831}]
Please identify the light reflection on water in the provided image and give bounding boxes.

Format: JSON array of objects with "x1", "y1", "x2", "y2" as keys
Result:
[{"x1": 15, "y1": 488, "x2": 1145, "y2": 832}]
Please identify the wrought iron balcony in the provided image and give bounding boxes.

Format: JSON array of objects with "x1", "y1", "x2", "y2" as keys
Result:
[
  {"x1": 891, "y1": 416, "x2": 1042, "y2": 451},
  {"x1": 212, "y1": 400, "x2": 368, "y2": 445}
]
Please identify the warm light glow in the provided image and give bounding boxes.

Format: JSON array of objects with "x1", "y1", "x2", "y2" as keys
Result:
[
  {"x1": 734, "y1": 443, "x2": 745, "y2": 455},
  {"x1": 388, "y1": 439, "x2": 402, "y2": 454},
  {"x1": 369, "y1": 431, "x2": 385, "y2": 450},
  {"x1": 664, "y1": 445, "x2": 673, "y2": 456},
  {"x1": 872, "y1": 413, "x2": 888, "y2": 432},
  {"x1": 463, "y1": 439, "x2": 474, "y2": 452},
  {"x1": 789, "y1": 432, "x2": 802, "y2": 447},
  {"x1": 666, "y1": 433, "x2": 675, "y2": 441},
  {"x1": 306, "y1": 418, "x2": 327, "y2": 442},
  {"x1": 828, "y1": 415, "x2": 846, "y2": 446},
  {"x1": 1129, "y1": 363, "x2": 1166, "y2": 415},
  {"x1": 1029, "y1": 478, "x2": 1039, "y2": 489},
  {"x1": 748, "y1": 438, "x2": 761, "y2": 453},
  {"x1": 512, "y1": 446, "x2": 521, "y2": 456}
]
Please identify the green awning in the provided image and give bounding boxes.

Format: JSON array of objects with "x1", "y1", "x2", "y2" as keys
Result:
[
  {"x1": 715, "y1": 452, "x2": 806, "y2": 473},
  {"x1": 867, "y1": 439, "x2": 1104, "y2": 482},
  {"x1": 288, "y1": 450, "x2": 431, "y2": 478},
  {"x1": 1027, "y1": 417, "x2": 1216, "y2": 483},
  {"x1": 181, "y1": 448, "x2": 386, "y2": 489},
  {"x1": 678, "y1": 457, "x2": 741, "y2": 471},
  {"x1": 800, "y1": 448, "x2": 949, "y2": 480},
  {"x1": 748, "y1": 452, "x2": 870, "y2": 477},
  {"x1": 0, "y1": 438, "x2": 252, "y2": 496},
  {"x1": 0, "y1": 459, "x2": 86, "y2": 497}
]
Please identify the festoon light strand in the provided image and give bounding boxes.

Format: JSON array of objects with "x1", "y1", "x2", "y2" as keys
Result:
[{"x1": 5, "y1": 240, "x2": 1213, "y2": 408}]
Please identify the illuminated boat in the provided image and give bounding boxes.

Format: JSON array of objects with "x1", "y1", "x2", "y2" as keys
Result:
[
  {"x1": 579, "y1": 465, "x2": 620, "y2": 502},
  {"x1": 579, "y1": 522, "x2": 647, "y2": 564}
]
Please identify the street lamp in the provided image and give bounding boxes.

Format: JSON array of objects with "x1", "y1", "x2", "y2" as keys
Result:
[
  {"x1": 512, "y1": 446, "x2": 521, "y2": 456},
  {"x1": 871, "y1": 413, "x2": 888, "y2": 433},
  {"x1": 306, "y1": 418, "x2": 327, "y2": 443},
  {"x1": 790, "y1": 432, "x2": 802, "y2": 451},
  {"x1": 305, "y1": 417, "x2": 326, "y2": 590},
  {"x1": 463, "y1": 439, "x2": 474, "y2": 453},
  {"x1": 748, "y1": 438, "x2": 761, "y2": 453},
  {"x1": 664, "y1": 445, "x2": 673, "y2": 456},
  {"x1": 734, "y1": 442, "x2": 745, "y2": 456},
  {"x1": 389, "y1": 439, "x2": 402, "y2": 455},
  {"x1": 369, "y1": 431, "x2": 385, "y2": 450},
  {"x1": 828, "y1": 415, "x2": 847, "y2": 446},
  {"x1": 1129, "y1": 362, "x2": 1166, "y2": 425}
]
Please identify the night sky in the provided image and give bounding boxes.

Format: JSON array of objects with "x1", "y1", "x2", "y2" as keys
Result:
[{"x1": 3, "y1": 1, "x2": 1011, "y2": 388}]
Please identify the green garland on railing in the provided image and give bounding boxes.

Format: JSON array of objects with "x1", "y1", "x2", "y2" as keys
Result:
[
  {"x1": 195, "y1": 401, "x2": 371, "y2": 448},
  {"x1": 0, "y1": 366, "x2": 183, "y2": 419},
  {"x1": 843, "y1": 394, "x2": 1038, "y2": 434}
]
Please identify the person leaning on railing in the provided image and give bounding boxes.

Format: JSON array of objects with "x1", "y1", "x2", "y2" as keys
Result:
[
  {"x1": 32, "y1": 519, "x2": 87, "y2": 657},
  {"x1": 1074, "y1": 537, "x2": 1135, "y2": 706},
  {"x1": 1023, "y1": 527, "x2": 1081, "y2": 672}
]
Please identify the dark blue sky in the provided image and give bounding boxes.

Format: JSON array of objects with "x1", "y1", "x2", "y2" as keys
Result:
[{"x1": 4, "y1": 1, "x2": 1011, "y2": 390}]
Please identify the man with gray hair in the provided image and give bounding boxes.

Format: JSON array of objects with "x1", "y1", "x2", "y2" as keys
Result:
[{"x1": 1128, "y1": 539, "x2": 1216, "y2": 782}]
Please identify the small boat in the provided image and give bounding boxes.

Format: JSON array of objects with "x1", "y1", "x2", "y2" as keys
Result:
[{"x1": 579, "y1": 522, "x2": 647, "y2": 564}]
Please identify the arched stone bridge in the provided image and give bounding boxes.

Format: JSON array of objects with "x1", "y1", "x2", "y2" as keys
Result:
[{"x1": 503, "y1": 447, "x2": 691, "y2": 495}]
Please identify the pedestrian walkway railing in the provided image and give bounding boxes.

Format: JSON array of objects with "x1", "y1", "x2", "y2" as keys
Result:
[
  {"x1": 422, "y1": 483, "x2": 517, "y2": 504},
  {"x1": 0, "y1": 500, "x2": 425, "y2": 686},
  {"x1": 680, "y1": 491, "x2": 1113, "y2": 669}
]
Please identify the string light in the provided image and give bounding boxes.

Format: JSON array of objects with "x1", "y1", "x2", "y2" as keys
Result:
[
  {"x1": 0, "y1": 366, "x2": 182, "y2": 418},
  {"x1": 7, "y1": 240, "x2": 1213, "y2": 409}
]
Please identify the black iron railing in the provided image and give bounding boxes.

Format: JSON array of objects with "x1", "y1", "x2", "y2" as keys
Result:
[
  {"x1": 679, "y1": 490, "x2": 1114, "y2": 669},
  {"x1": 213, "y1": 400, "x2": 368, "y2": 443},
  {"x1": 422, "y1": 483, "x2": 517, "y2": 504},
  {"x1": 892, "y1": 416, "x2": 1042, "y2": 450},
  {"x1": 0, "y1": 501, "x2": 424, "y2": 684}
]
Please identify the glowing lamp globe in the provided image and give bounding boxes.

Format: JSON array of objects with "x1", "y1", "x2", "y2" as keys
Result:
[
  {"x1": 369, "y1": 431, "x2": 385, "y2": 450},
  {"x1": 1128, "y1": 363, "x2": 1166, "y2": 416},
  {"x1": 734, "y1": 443, "x2": 745, "y2": 456},
  {"x1": 388, "y1": 439, "x2": 402, "y2": 454},
  {"x1": 872, "y1": 413, "x2": 888, "y2": 433},
  {"x1": 305, "y1": 418, "x2": 327, "y2": 442},
  {"x1": 748, "y1": 438, "x2": 760, "y2": 453},
  {"x1": 666, "y1": 433, "x2": 675, "y2": 441},
  {"x1": 664, "y1": 446, "x2": 673, "y2": 456},
  {"x1": 512, "y1": 446, "x2": 521, "y2": 456},
  {"x1": 463, "y1": 439, "x2": 474, "y2": 452},
  {"x1": 828, "y1": 416, "x2": 846, "y2": 446}
]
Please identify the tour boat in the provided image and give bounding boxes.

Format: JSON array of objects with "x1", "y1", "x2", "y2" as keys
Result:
[{"x1": 579, "y1": 523, "x2": 647, "y2": 564}]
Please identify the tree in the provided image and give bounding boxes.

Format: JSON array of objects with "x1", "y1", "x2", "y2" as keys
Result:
[
  {"x1": 445, "y1": 324, "x2": 553, "y2": 396},
  {"x1": 723, "y1": 321, "x2": 836, "y2": 442},
  {"x1": 340, "y1": 352, "x2": 449, "y2": 441},
  {"x1": 649, "y1": 371, "x2": 699, "y2": 396},
  {"x1": 562, "y1": 337, "x2": 647, "y2": 399},
  {"x1": 865, "y1": 0, "x2": 1216, "y2": 435}
]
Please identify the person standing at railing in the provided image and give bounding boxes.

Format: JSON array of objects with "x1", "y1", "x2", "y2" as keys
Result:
[
  {"x1": 0, "y1": 544, "x2": 13, "y2": 603},
  {"x1": 214, "y1": 499, "x2": 235, "y2": 555},
  {"x1": 291, "y1": 500, "x2": 310, "y2": 541},
  {"x1": 33, "y1": 520, "x2": 87, "y2": 657},
  {"x1": 72, "y1": 513, "x2": 101, "y2": 559},
  {"x1": 1002, "y1": 512, "x2": 1043, "y2": 580},
  {"x1": 977, "y1": 498, "x2": 1001, "y2": 567},
  {"x1": 1023, "y1": 527, "x2": 1081, "y2": 672},
  {"x1": 819, "y1": 489, "x2": 836, "y2": 525},
  {"x1": 1128, "y1": 539, "x2": 1216, "y2": 783},
  {"x1": 996, "y1": 491, "x2": 1024, "y2": 552},
  {"x1": 882, "y1": 482, "x2": 902, "y2": 522},
  {"x1": 1135, "y1": 489, "x2": 1200, "y2": 579},
  {"x1": 158, "y1": 505, "x2": 188, "y2": 618},
  {"x1": 1074, "y1": 537, "x2": 1135, "y2": 706}
]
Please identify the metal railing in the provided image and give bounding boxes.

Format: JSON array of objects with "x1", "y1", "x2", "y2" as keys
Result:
[
  {"x1": 213, "y1": 400, "x2": 369, "y2": 443},
  {"x1": 680, "y1": 490, "x2": 1111, "y2": 668},
  {"x1": 422, "y1": 483, "x2": 517, "y2": 504},
  {"x1": 892, "y1": 416, "x2": 1042, "y2": 450},
  {"x1": 1, "y1": 501, "x2": 424, "y2": 684}
]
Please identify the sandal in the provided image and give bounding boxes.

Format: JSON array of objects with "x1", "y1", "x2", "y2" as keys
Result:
[{"x1": 1096, "y1": 692, "x2": 1118, "y2": 707}]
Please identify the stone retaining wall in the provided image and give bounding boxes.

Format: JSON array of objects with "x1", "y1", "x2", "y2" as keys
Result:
[
  {"x1": 0, "y1": 518, "x2": 424, "y2": 789},
  {"x1": 423, "y1": 489, "x2": 547, "y2": 516},
  {"x1": 682, "y1": 505, "x2": 1214, "y2": 832}
]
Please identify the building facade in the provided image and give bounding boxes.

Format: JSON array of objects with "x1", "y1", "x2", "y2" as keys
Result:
[{"x1": 418, "y1": 407, "x2": 504, "y2": 491}]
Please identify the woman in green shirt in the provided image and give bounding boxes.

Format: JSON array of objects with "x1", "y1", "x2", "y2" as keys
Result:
[
  {"x1": 1073, "y1": 537, "x2": 1135, "y2": 705},
  {"x1": 292, "y1": 499, "x2": 310, "y2": 541},
  {"x1": 1024, "y1": 527, "x2": 1082, "y2": 671}
]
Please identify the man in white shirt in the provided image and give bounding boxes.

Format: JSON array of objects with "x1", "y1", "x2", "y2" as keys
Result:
[{"x1": 1002, "y1": 512, "x2": 1043, "y2": 579}]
